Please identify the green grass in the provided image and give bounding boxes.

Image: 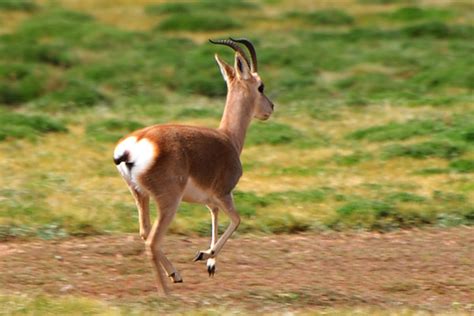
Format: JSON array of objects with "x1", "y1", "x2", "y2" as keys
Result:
[
  {"x1": 145, "y1": 0, "x2": 258, "y2": 15},
  {"x1": 358, "y1": 0, "x2": 410, "y2": 3},
  {"x1": 156, "y1": 13, "x2": 242, "y2": 32},
  {"x1": 382, "y1": 141, "x2": 466, "y2": 160},
  {"x1": 41, "y1": 79, "x2": 108, "y2": 108},
  {"x1": 0, "y1": 0, "x2": 37, "y2": 11},
  {"x1": 0, "y1": 63, "x2": 46, "y2": 105},
  {"x1": 347, "y1": 119, "x2": 445, "y2": 142},
  {"x1": 328, "y1": 192, "x2": 473, "y2": 231},
  {"x1": 2, "y1": 293, "x2": 460, "y2": 316},
  {"x1": 449, "y1": 159, "x2": 474, "y2": 173},
  {"x1": 387, "y1": 6, "x2": 455, "y2": 21},
  {"x1": 246, "y1": 121, "x2": 303, "y2": 146},
  {"x1": 287, "y1": 9, "x2": 354, "y2": 26},
  {"x1": 0, "y1": 110, "x2": 67, "y2": 141},
  {"x1": 86, "y1": 119, "x2": 144, "y2": 142},
  {"x1": 333, "y1": 151, "x2": 373, "y2": 166},
  {"x1": 0, "y1": 0, "x2": 472, "y2": 238}
]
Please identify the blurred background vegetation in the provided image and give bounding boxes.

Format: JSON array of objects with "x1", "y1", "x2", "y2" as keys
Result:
[{"x1": 0, "y1": 0, "x2": 473, "y2": 240}]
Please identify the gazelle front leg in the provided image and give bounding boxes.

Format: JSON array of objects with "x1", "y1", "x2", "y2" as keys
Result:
[
  {"x1": 207, "y1": 206, "x2": 219, "y2": 276},
  {"x1": 194, "y1": 195, "x2": 240, "y2": 271}
]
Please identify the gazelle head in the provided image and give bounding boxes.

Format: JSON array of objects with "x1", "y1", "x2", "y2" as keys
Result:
[{"x1": 210, "y1": 38, "x2": 274, "y2": 121}]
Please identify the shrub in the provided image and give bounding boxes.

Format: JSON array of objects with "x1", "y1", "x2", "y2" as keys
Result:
[{"x1": 0, "y1": 111, "x2": 67, "y2": 141}]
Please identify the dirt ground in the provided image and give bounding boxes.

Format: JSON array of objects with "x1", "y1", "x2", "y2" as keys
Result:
[{"x1": 1, "y1": 227, "x2": 473, "y2": 313}]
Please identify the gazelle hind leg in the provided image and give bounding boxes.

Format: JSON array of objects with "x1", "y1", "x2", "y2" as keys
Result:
[
  {"x1": 122, "y1": 179, "x2": 151, "y2": 240},
  {"x1": 194, "y1": 195, "x2": 240, "y2": 271},
  {"x1": 159, "y1": 250, "x2": 183, "y2": 283},
  {"x1": 145, "y1": 196, "x2": 180, "y2": 295}
]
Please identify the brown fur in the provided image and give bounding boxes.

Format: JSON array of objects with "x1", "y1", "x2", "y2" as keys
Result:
[
  {"x1": 131, "y1": 125, "x2": 242, "y2": 199},
  {"x1": 114, "y1": 46, "x2": 274, "y2": 295}
]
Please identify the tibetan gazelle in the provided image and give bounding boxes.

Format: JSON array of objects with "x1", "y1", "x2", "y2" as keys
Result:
[{"x1": 113, "y1": 38, "x2": 274, "y2": 294}]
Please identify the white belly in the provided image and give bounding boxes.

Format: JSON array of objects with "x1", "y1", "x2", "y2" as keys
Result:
[{"x1": 182, "y1": 178, "x2": 211, "y2": 204}]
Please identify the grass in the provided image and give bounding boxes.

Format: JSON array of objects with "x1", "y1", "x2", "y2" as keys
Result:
[
  {"x1": 0, "y1": 0, "x2": 37, "y2": 11},
  {"x1": 86, "y1": 119, "x2": 144, "y2": 142},
  {"x1": 156, "y1": 13, "x2": 242, "y2": 32},
  {"x1": 382, "y1": 141, "x2": 466, "y2": 160},
  {"x1": 347, "y1": 119, "x2": 446, "y2": 142},
  {"x1": 287, "y1": 9, "x2": 354, "y2": 26},
  {"x1": 3, "y1": 293, "x2": 469, "y2": 316},
  {"x1": 145, "y1": 0, "x2": 258, "y2": 15},
  {"x1": 387, "y1": 6, "x2": 455, "y2": 21},
  {"x1": 0, "y1": 0, "x2": 472, "y2": 239},
  {"x1": 246, "y1": 121, "x2": 303, "y2": 146},
  {"x1": 0, "y1": 110, "x2": 67, "y2": 141},
  {"x1": 0, "y1": 63, "x2": 46, "y2": 105},
  {"x1": 449, "y1": 159, "x2": 474, "y2": 173}
]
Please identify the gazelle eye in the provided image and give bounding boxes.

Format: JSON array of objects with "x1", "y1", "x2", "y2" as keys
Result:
[{"x1": 258, "y1": 84, "x2": 264, "y2": 93}]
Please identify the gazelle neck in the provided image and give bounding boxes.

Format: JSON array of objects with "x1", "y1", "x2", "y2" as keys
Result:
[{"x1": 218, "y1": 91, "x2": 253, "y2": 155}]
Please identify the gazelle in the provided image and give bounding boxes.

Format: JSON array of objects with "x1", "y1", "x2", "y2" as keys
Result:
[{"x1": 113, "y1": 38, "x2": 274, "y2": 294}]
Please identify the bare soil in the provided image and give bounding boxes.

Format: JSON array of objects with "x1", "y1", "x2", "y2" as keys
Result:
[{"x1": 1, "y1": 227, "x2": 473, "y2": 313}]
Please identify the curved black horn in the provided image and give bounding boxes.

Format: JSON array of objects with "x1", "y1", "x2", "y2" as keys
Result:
[
  {"x1": 209, "y1": 39, "x2": 251, "y2": 68},
  {"x1": 229, "y1": 37, "x2": 258, "y2": 72}
]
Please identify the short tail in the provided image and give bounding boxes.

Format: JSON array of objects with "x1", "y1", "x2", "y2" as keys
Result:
[{"x1": 113, "y1": 150, "x2": 130, "y2": 165}]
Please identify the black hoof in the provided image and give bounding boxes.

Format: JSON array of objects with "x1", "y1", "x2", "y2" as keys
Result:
[
  {"x1": 193, "y1": 251, "x2": 204, "y2": 262},
  {"x1": 207, "y1": 264, "x2": 216, "y2": 277},
  {"x1": 169, "y1": 272, "x2": 183, "y2": 283}
]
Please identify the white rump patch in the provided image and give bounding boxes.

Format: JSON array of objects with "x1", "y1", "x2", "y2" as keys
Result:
[
  {"x1": 114, "y1": 136, "x2": 137, "y2": 161},
  {"x1": 114, "y1": 136, "x2": 156, "y2": 189}
]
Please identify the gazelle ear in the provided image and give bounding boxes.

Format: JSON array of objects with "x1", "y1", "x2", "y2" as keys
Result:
[
  {"x1": 214, "y1": 54, "x2": 234, "y2": 83},
  {"x1": 234, "y1": 52, "x2": 250, "y2": 80}
]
